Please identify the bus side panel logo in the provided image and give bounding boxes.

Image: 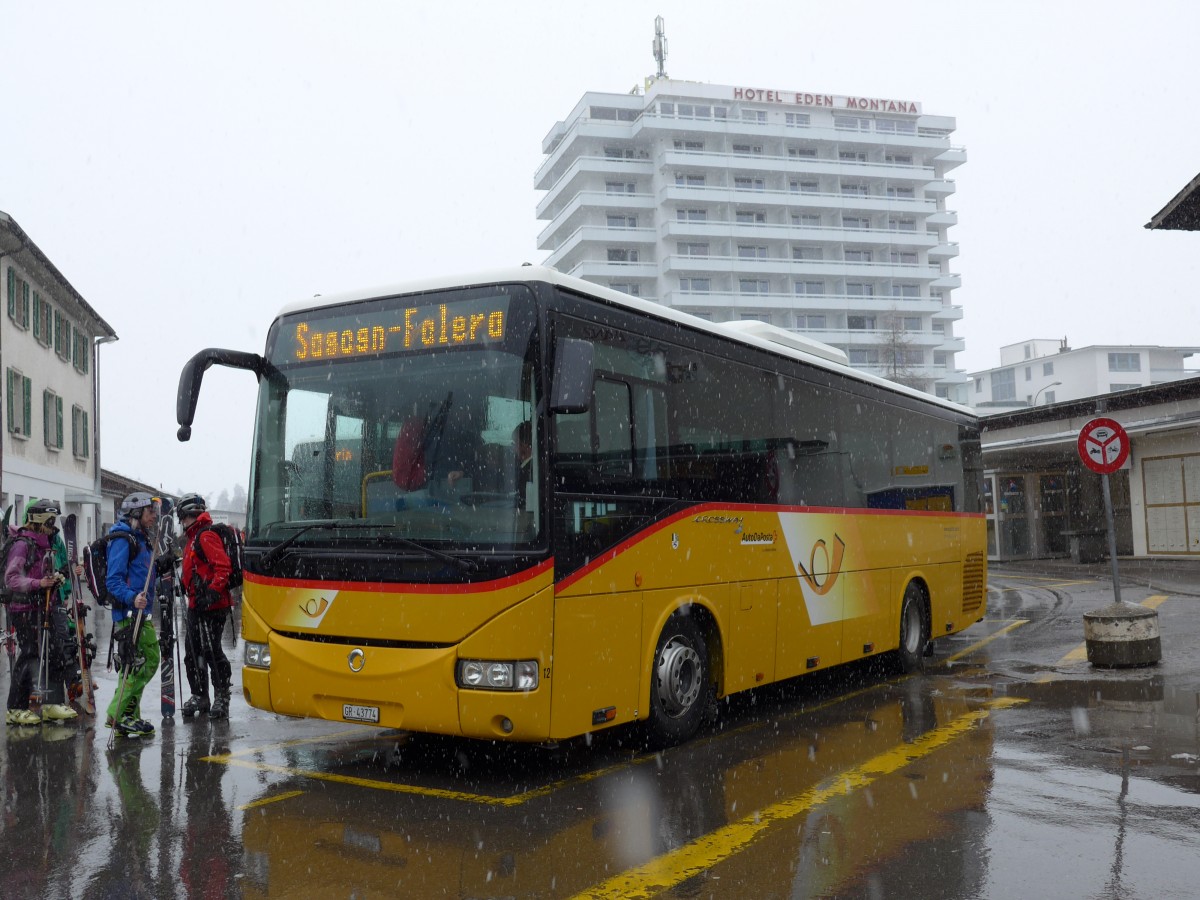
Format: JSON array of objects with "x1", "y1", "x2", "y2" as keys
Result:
[
  {"x1": 779, "y1": 514, "x2": 850, "y2": 626},
  {"x1": 796, "y1": 534, "x2": 846, "y2": 595},
  {"x1": 282, "y1": 592, "x2": 337, "y2": 629}
]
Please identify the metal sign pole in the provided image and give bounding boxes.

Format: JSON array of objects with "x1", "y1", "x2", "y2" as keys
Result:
[{"x1": 1100, "y1": 472, "x2": 1122, "y2": 605}]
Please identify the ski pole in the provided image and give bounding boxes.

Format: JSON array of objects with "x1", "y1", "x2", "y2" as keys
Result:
[{"x1": 35, "y1": 553, "x2": 54, "y2": 709}]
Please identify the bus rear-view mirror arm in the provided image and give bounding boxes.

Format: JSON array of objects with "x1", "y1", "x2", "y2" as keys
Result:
[
  {"x1": 177, "y1": 348, "x2": 271, "y2": 441},
  {"x1": 549, "y1": 338, "x2": 594, "y2": 414}
]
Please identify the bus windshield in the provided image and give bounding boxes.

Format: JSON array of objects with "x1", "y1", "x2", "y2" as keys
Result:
[{"x1": 248, "y1": 285, "x2": 540, "y2": 553}]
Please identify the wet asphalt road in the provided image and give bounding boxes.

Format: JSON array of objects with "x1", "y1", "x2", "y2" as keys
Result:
[{"x1": 2, "y1": 564, "x2": 1200, "y2": 899}]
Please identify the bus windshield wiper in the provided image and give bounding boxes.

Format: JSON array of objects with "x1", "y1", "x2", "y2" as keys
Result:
[{"x1": 257, "y1": 520, "x2": 477, "y2": 573}]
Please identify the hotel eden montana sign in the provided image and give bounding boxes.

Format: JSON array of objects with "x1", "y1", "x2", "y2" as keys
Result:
[{"x1": 731, "y1": 86, "x2": 920, "y2": 115}]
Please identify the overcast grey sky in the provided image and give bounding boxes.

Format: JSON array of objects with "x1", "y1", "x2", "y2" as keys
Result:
[{"x1": 3, "y1": 1, "x2": 1198, "y2": 499}]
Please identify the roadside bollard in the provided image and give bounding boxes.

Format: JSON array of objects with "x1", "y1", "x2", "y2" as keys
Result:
[{"x1": 1083, "y1": 602, "x2": 1162, "y2": 668}]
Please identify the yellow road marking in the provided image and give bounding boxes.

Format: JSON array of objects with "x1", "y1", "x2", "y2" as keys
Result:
[
  {"x1": 1142, "y1": 594, "x2": 1169, "y2": 610},
  {"x1": 945, "y1": 619, "x2": 1028, "y2": 663},
  {"x1": 571, "y1": 697, "x2": 1028, "y2": 900},
  {"x1": 237, "y1": 790, "x2": 305, "y2": 811}
]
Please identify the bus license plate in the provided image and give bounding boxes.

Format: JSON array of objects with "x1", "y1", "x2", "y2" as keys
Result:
[{"x1": 342, "y1": 703, "x2": 380, "y2": 724}]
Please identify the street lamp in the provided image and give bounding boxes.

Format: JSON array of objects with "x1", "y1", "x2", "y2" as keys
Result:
[{"x1": 1032, "y1": 381, "x2": 1062, "y2": 406}]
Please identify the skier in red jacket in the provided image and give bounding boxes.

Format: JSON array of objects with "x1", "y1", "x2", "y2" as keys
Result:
[{"x1": 176, "y1": 494, "x2": 234, "y2": 719}]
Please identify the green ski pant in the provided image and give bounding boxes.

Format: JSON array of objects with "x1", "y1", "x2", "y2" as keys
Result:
[{"x1": 106, "y1": 618, "x2": 160, "y2": 723}]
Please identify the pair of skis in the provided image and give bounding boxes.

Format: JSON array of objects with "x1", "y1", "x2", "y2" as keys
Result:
[
  {"x1": 157, "y1": 503, "x2": 182, "y2": 722},
  {"x1": 62, "y1": 513, "x2": 97, "y2": 717}
]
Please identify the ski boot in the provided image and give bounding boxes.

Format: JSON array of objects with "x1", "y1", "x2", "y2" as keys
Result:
[
  {"x1": 41, "y1": 703, "x2": 79, "y2": 722},
  {"x1": 209, "y1": 691, "x2": 230, "y2": 720},
  {"x1": 116, "y1": 716, "x2": 155, "y2": 738},
  {"x1": 181, "y1": 695, "x2": 210, "y2": 717}
]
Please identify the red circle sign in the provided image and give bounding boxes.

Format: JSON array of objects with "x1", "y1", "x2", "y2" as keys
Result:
[{"x1": 1078, "y1": 417, "x2": 1130, "y2": 474}]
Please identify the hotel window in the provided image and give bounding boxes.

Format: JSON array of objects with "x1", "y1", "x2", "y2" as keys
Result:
[
  {"x1": 888, "y1": 217, "x2": 917, "y2": 231},
  {"x1": 737, "y1": 245, "x2": 767, "y2": 259},
  {"x1": 675, "y1": 173, "x2": 706, "y2": 187},
  {"x1": 603, "y1": 146, "x2": 636, "y2": 159},
  {"x1": 792, "y1": 213, "x2": 822, "y2": 227},
  {"x1": 886, "y1": 186, "x2": 915, "y2": 199},
  {"x1": 1108, "y1": 352, "x2": 1141, "y2": 372},
  {"x1": 739, "y1": 279, "x2": 770, "y2": 294},
  {"x1": 606, "y1": 248, "x2": 639, "y2": 263},
  {"x1": 609, "y1": 283, "x2": 642, "y2": 297},
  {"x1": 735, "y1": 210, "x2": 766, "y2": 224},
  {"x1": 72, "y1": 327, "x2": 90, "y2": 374},
  {"x1": 739, "y1": 110, "x2": 766, "y2": 124},
  {"x1": 606, "y1": 214, "x2": 638, "y2": 229},
  {"x1": 834, "y1": 116, "x2": 872, "y2": 131},
  {"x1": 43, "y1": 390, "x2": 63, "y2": 450},
  {"x1": 888, "y1": 251, "x2": 918, "y2": 264},
  {"x1": 795, "y1": 280, "x2": 825, "y2": 295},
  {"x1": 792, "y1": 246, "x2": 823, "y2": 261},
  {"x1": 1025, "y1": 366, "x2": 1032, "y2": 381},
  {"x1": 876, "y1": 118, "x2": 916, "y2": 134},
  {"x1": 891, "y1": 284, "x2": 920, "y2": 298},
  {"x1": 673, "y1": 139, "x2": 705, "y2": 151},
  {"x1": 689, "y1": 311, "x2": 713, "y2": 320},
  {"x1": 714, "y1": 107, "x2": 728, "y2": 119},
  {"x1": 844, "y1": 249, "x2": 872, "y2": 262},
  {"x1": 677, "y1": 242, "x2": 709, "y2": 257},
  {"x1": 935, "y1": 385, "x2": 950, "y2": 398},
  {"x1": 1024, "y1": 345, "x2": 1032, "y2": 359},
  {"x1": 605, "y1": 181, "x2": 636, "y2": 194},
  {"x1": 1109, "y1": 383, "x2": 1139, "y2": 392},
  {"x1": 796, "y1": 314, "x2": 826, "y2": 330},
  {"x1": 32, "y1": 292, "x2": 53, "y2": 347},
  {"x1": 734, "y1": 177, "x2": 765, "y2": 191},
  {"x1": 842, "y1": 216, "x2": 871, "y2": 230},
  {"x1": 849, "y1": 349, "x2": 880, "y2": 365},
  {"x1": 885, "y1": 154, "x2": 913, "y2": 165},
  {"x1": 659, "y1": 102, "x2": 674, "y2": 116},
  {"x1": 1043, "y1": 361, "x2": 1054, "y2": 376},
  {"x1": 677, "y1": 104, "x2": 711, "y2": 120},
  {"x1": 5, "y1": 368, "x2": 31, "y2": 437},
  {"x1": 677, "y1": 208, "x2": 708, "y2": 222},
  {"x1": 975, "y1": 378, "x2": 982, "y2": 393},
  {"x1": 1043, "y1": 391, "x2": 1056, "y2": 403},
  {"x1": 679, "y1": 277, "x2": 711, "y2": 293},
  {"x1": 845, "y1": 282, "x2": 874, "y2": 297},
  {"x1": 934, "y1": 352, "x2": 948, "y2": 366},
  {"x1": 902, "y1": 317, "x2": 922, "y2": 332},
  {"x1": 785, "y1": 112, "x2": 810, "y2": 127},
  {"x1": 790, "y1": 180, "x2": 819, "y2": 193},
  {"x1": 787, "y1": 147, "x2": 817, "y2": 158},
  {"x1": 732, "y1": 143, "x2": 763, "y2": 154},
  {"x1": 900, "y1": 349, "x2": 925, "y2": 366},
  {"x1": 932, "y1": 322, "x2": 945, "y2": 334},
  {"x1": 992, "y1": 368, "x2": 1017, "y2": 401},
  {"x1": 6, "y1": 268, "x2": 30, "y2": 330},
  {"x1": 847, "y1": 315, "x2": 875, "y2": 330},
  {"x1": 840, "y1": 182, "x2": 869, "y2": 196},
  {"x1": 839, "y1": 151, "x2": 867, "y2": 162},
  {"x1": 72, "y1": 405, "x2": 90, "y2": 459}
]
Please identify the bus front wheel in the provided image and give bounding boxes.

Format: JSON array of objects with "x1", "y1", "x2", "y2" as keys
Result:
[
  {"x1": 896, "y1": 582, "x2": 928, "y2": 674},
  {"x1": 646, "y1": 612, "x2": 710, "y2": 747}
]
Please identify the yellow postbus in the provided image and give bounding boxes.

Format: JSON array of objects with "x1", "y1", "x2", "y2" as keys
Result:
[{"x1": 176, "y1": 267, "x2": 986, "y2": 747}]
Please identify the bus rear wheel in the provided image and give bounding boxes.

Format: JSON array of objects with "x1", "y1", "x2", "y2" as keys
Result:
[
  {"x1": 895, "y1": 582, "x2": 928, "y2": 674},
  {"x1": 646, "y1": 612, "x2": 710, "y2": 747}
]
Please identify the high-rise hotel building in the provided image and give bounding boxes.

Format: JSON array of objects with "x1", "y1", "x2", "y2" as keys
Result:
[{"x1": 535, "y1": 78, "x2": 967, "y2": 399}]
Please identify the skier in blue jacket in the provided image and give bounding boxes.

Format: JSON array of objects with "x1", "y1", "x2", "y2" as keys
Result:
[{"x1": 104, "y1": 492, "x2": 161, "y2": 738}]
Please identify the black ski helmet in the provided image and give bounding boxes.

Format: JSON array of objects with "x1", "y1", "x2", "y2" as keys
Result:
[
  {"x1": 25, "y1": 498, "x2": 61, "y2": 526},
  {"x1": 120, "y1": 492, "x2": 156, "y2": 518},
  {"x1": 176, "y1": 493, "x2": 207, "y2": 519}
]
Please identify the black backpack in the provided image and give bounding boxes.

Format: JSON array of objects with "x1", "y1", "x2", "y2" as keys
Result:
[
  {"x1": 0, "y1": 532, "x2": 36, "y2": 605},
  {"x1": 82, "y1": 532, "x2": 139, "y2": 609},
  {"x1": 192, "y1": 523, "x2": 244, "y2": 590}
]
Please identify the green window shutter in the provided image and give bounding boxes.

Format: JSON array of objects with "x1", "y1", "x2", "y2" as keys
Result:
[
  {"x1": 5, "y1": 370, "x2": 12, "y2": 433},
  {"x1": 5, "y1": 268, "x2": 13, "y2": 319},
  {"x1": 56, "y1": 396, "x2": 63, "y2": 448},
  {"x1": 83, "y1": 410, "x2": 90, "y2": 457},
  {"x1": 21, "y1": 282, "x2": 29, "y2": 328},
  {"x1": 43, "y1": 391, "x2": 50, "y2": 445},
  {"x1": 22, "y1": 377, "x2": 31, "y2": 436},
  {"x1": 32, "y1": 294, "x2": 40, "y2": 341}
]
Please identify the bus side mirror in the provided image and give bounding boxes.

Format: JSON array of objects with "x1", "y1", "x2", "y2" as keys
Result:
[
  {"x1": 177, "y1": 348, "x2": 270, "y2": 441},
  {"x1": 549, "y1": 338, "x2": 594, "y2": 415}
]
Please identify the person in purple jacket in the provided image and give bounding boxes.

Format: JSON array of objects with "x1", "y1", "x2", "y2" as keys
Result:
[{"x1": 5, "y1": 499, "x2": 74, "y2": 725}]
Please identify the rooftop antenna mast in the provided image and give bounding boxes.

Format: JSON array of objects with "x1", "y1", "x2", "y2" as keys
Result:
[{"x1": 652, "y1": 15, "x2": 668, "y2": 79}]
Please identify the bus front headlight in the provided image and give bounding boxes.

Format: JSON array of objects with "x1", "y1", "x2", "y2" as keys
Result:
[
  {"x1": 245, "y1": 642, "x2": 271, "y2": 670},
  {"x1": 456, "y1": 659, "x2": 538, "y2": 692}
]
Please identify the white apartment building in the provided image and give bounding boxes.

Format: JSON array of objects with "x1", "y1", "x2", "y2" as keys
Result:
[
  {"x1": 1, "y1": 212, "x2": 117, "y2": 543},
  {"x1": 967, "y1": 338, "x2": 1200, "y2": 412},
  {"x1": 535, "y1": 78, "x2": 967, "y2": 397}
]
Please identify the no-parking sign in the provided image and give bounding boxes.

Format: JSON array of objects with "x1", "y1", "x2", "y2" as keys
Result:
[{"x1": 1078, "y1": 418, "x2": 1130, "y2": 475}]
